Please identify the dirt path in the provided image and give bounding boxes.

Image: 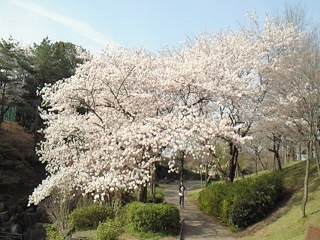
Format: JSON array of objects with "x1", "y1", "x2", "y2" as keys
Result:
[{"x1": 163, "y1": 181, "x2": 236, "y2": 240}]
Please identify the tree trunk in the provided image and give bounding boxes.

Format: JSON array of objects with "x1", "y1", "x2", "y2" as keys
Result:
[
  {"x1": 268, "y1": 133, "x2": 282, "y2": 170},
  {"x1": 275, "y1": 151, "x2": 282, "y2": 170},
  {"x1": 205, "y1": 163, "x2": 208, "y2": 183},
  {"x1": 299, "y1": 144, "x2": 302, "y2": 160},
  {"x1": 255, "y1": 157, "x2": 258, "y2": 174},
  {"x1": 274, "y1": 133, "x2": 282, "y2": 170},
  {"x1": 180, "y1": 153, "x2": 185, "y2": 181},
  {"x1": 290, "y1": 144, "x2": 296, "y2": 161},
  {"x1": 301, "y1": 158, "x2": 309, "y2": 217},
  {"x1": 254, "y1": 147, "x2": 266, "y2": 172},
  {"x1": 301, "y1": 142, "x2": 311, "y2": 217},
  {"x1": 0, "y1": 83, "x2": 7, "y2": 130},
  {"x1": 259, "y1": 156, "x2": 266, "y2": 171},
  {"x1": 227, "y1": 143, "x2": 238, "y2": 182},
  {"x1": 284, "y1": 144, "x2": 287, "y2": 164},
  {"x1": 315, "y1": 139, "x2": 320, "y2": 177},
  {"x1": 150, "y1": 162, "x2": 156, "y2": 202},
  {"x1": 137, "y1": 185, "x2": 147, "y2": 203}
]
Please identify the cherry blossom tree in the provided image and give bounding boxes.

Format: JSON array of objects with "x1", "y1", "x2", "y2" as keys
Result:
[
  {"x1": 28, "y1": 47, "x2": 171, "y2": 205},
  {"x1": 250, "y1": 6, "x2": 320, "y2": 218},
  {"x1": 266, "y1": 29, "x2": 320, "y2": 217},
  {"x1": 29, "y1": 13, "x2": 304, "y2": 206},
  {"x1": 160, "y1": 14, "x2": 302, "y2": 182}
]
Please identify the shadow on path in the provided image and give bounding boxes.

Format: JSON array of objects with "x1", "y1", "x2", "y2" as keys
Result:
[{"x1": 163, "y1": 181, "x2": 236, "y2": 240}]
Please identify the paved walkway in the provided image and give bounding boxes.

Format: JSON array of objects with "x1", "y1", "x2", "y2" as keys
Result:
[{"x1": 163, "y1": 181, "x2": 236, "y2": 240}]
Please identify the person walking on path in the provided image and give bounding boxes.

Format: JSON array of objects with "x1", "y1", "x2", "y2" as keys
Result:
[
  {"x1": 179, "y1": 181, "x2": 186, "y2": 208},
  {"x1": 163, "y1": 180, "x2": 236, "y2": 239}
]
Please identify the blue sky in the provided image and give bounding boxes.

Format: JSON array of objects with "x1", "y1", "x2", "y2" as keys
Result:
[{"x1": 1, "y1": 0, "x2": 319, "y2": 54}]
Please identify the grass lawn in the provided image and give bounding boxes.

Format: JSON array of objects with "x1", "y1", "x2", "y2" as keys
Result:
[{"x1": 187, "y1": 187, "x2": 202, "y2": 204}]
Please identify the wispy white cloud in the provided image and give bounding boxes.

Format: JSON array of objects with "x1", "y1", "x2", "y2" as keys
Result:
[{"x1": 10, "y1": 0, "x2": 119, "y2": 48}]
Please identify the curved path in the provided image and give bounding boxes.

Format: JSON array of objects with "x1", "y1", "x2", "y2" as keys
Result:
[{"x1": 163, "y1": 181, "x2": 236, "y2": 240}]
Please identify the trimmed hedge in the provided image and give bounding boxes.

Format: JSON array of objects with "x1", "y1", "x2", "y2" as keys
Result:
[
  {"x1": 68, "y1": 205, "x2": 113, "y2": 231},
  {"x1": 97, "y1": 219, "x2": 123, "y2": 240},
  {"x1": 199, "y1": 171, "x2": 284, "y2": 229},
  {"x1": 123, "y1": 202, "x2": 180, "y2": 235}
]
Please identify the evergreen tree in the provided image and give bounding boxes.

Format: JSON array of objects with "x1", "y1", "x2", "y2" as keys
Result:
[
  {"x1": 21, "y1": 37, "x2": 83, "y2": 136},
  {"x1": 0, "y1": 37, "x2": 28, "y2": 129}
]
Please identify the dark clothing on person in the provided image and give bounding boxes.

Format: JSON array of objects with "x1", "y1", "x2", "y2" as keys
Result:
[{"x1": 179, "y1": 182, "x2": 186, "y2": 207}]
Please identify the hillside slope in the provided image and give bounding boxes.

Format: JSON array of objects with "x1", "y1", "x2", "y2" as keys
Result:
[
  {"x1": 237, "y1": 161, "x2": 320, "y2": 240},
  {"x1": 0, "y1": 121, "x2": 45, "y2": 200}
]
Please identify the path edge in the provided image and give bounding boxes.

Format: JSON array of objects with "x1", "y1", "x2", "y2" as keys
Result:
[{"x1": 179, "y1": 217, "x2": 185, "y2": 240}]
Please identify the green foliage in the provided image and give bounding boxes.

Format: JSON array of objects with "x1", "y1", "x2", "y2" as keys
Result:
[
  {"x1": 44, "y1": 223, "x2": 64, "y2": 240},
  {"x1": 123, "y1": 202, "x2": 180, "y2": 235},
  {"x1": 32, "y1": 37, "x2": 81, "y2": 85},
  {"x1": 229, "y1": 172, "x2": 284, "y2": 229},
  {"x1": 0, "y1": 37, "x2": 28, "y2": 126},
  {"x1": 20, "y1": 37, "x2": 84, "y2": 134},
  {"x1": 214, "y1": 142, "x2": 229, "y2": 161},
  {"x1": 199, "y1": 171, "x2": 284, "y2": 229},
  {"x1": 146, "y1": 192, "x2": 164, "y2": 203},
  {"x1": 198, "y1": 181, "x2": 227, "y2": 217},
  {"x1": 118, "y1": 190, "x2": 136, "y2": 205},
  {"x1": 118, "y1": 201, "x2": 142, "y2": 225},
  {"x1": 147, "y1": 186, "x2": 165, "y2": 203},
  {"x1": 96, "y1": 219, "x2": 123, "y2": 240},
  {"x1": 68, "y1": 205, "x2": 113, "y2": 231}
]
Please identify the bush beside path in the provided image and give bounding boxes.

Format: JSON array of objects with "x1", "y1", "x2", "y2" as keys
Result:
[{"x1": 163, "y1": 181, "x2": 236, "y2": 240}]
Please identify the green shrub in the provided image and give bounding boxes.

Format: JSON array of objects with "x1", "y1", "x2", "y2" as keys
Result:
[
  {"x1": 199, "y1": 181, "x2": 227, "y2": 217},
  {"x1": 120, "y1": 201, "x2": 144, "y2": 225},
  {"x1": 123, "y1": 202, "x2": 180, "y2": 235},
  {"x1": 44, "y1": 223, "x2": 64, "y2": 240},
  {"x1": 96, "y1": 219, "x2": 123, "y2": 240},
  {"x1": 228, "y1": 172, "x2": 284, "y2": 229},
  {"x1": 156, "y1": 204, "x2": 180, "y2": 234},
  {"x1": 198, "y1": 171, "x2": 284, "y2": 229},
  {"x1": 68, "y1": 205, "x2": 113, "y2": 231}
]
